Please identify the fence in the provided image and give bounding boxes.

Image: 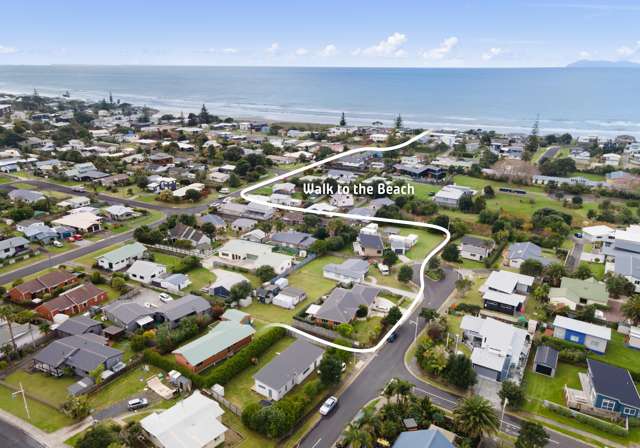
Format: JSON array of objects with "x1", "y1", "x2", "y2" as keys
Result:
[
  {"x1": 148, "y1": 243, "x2": 214, "y2": 258},
  {"x1": 272, "y1": 253, "x2": 317, "y2": 283},
  {"x1": 291, "y1": 320, "x2": 340, "y2": 341},
  {"x1": 205, "y1": 388, "x2": 242, "y2": 416}
]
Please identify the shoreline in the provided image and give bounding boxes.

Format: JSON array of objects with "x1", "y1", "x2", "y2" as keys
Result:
[{"x1": 1, "y1": 86, "x2": 639, "y2": 138}]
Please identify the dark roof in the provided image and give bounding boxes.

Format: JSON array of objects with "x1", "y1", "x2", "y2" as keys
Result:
[
  {"x1": 358, "y1": 233, "x2": 384, "y2": 250},
  {"x1": 315, "y1": 285, "x2": 379, "y2": 324},
  {"x1": 270, "y1": 231, "x2": 316, "y2": 249},
  {"x1": 533, "y1": 345, "x2": 559, "y2": 369},
  {"x1": 253, "y1": 339, "x2": 325, "y2": 390},
  {"x1": 56, "y1": 316, "x2": 102, "y2": 336},
  {"x1": 169, "y1": 222, "x2": 208, "y2": 244},
  {"x1": 38, "y1": 283, "x2": 105, "y2": 313},
  {"x1": 13, "y1": 270, "x2": 77, "y2": 295},
  {"x1": 34, "y1": 334, "x2": 121, "y2": 372},
  {"x1": 461, "y1": 236, "x2": 495, "y2": 250},
  {"x1": 158, "y1": 294, "x2": 210, "y2": 322},
  {"x1": 588, "y1": 359, "x2": 640, "y2": 408}
]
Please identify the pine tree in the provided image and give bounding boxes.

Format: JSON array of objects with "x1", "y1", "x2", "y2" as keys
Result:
[
  {"x1": 395, "y1": 114, "x2": 403, "y2": 129},
  {"x1": 339, "y1": 112, "x2": 346, "y2": 126}
]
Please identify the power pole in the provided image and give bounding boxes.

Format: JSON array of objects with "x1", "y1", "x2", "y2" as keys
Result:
[{"x1": 12, "y1": 382, "x2": 30, "y2": 420}]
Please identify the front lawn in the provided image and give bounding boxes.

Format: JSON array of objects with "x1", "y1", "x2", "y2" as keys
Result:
[
  {"x1": 5, "y1": 370, "x2": 75, "y2": 407},
  {"x1": 399, "y1": 228, "x2": 444, "y2": 262},
  {"x1": 352, "y1": 316, "x2": 384, "y2": 346},
  {"x1": 286, "y1": 256, "x2": 341, "y2": 300},
  {"x1": 590, "y1": 331, "x2": 640, "y2": 372},
  {"x1": 0, "y1": 384, "x2": 72, "y2": 432},
  {"x1": 76, "y1": 242, "x2": 126, "y2": 268},
  {"x1": 224, "y1": 336, "x2": 296, "y2": 408},
  {"x1": 587, "y1": 262, "x2": 605, "y2": 280},
  {"x1": 369, "y1": 267, "x2": 415, "y2": 292},
  {"x1": 108, "y1": 210, "x2": 164, "y2": 234},
  {"x1": 88, "y1": 365, "x2": 162, "y2": 410}
]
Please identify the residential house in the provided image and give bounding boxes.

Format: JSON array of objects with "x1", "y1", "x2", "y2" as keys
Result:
[
  {"x1": 103, "y1": 205, "x2": 135, "y2": 221},
  {"x1": 8, "y1": 189, "x2": 45, "y2": 204},
  {"x1": 231, "y1": 218, "x2": 257, "y2": 233},
  {"x1": 22, "y1": 223, "x2": 58, "y2": 244},
  {"x1": 327, "y1": 169, "x2": 357, "y2": 184},
  {"x1": 392, "y1": 428, "x2": 454, "y2": 448},
  {"x1": 173, "y1": 321, "x2": 255, "y2": 373},
  {"x1": 330, "y1": 194, "x2": 355, "y2": 208},
  {"x1": 0, "y1": 236, "x2": 29, "y2": 260},
  {"x1": 172, "y1": 183, "x2": 205, "y2": 199},
  {"x1": 603, "y1": 225, "x2": 640, "y2": 292},
  {"x1": 241, "y1": 229, "x2": 266, "y2": 243},
  {"x1": 103, "y1": 301, "x2": 156, "y2": 332},
  {"x1": 197, "y1": 214, "x2": 226, "y2": 230},
  {"x1": 56, "y1": 316, "x2": 103, "y2": 338},
  {"x1": 253, "y1": 339, "x2": 325, "y2": 401},
  {"x1": 207, "y1": 269, "x2": 250, "y2": 298},
  {"x1": 96, "y1": 242, "x2": 147, "y2": 271},
  {"x1": 532, "y1": 175, "x2": 606, "y2": 188},
  {"x1": 269, "y1": 231, "x2": 316, "y2": 250},
  {"x1": 140, "y1": 390, "x2": 228, "y2": 448},
  {"x1": 459, "y1": 236, "x2": 495, "y2": 261},
  {"x1": 221, "y1": 309, "x2": 252, "y2": 325},
  {"x1": 168, "y1": 223, "x2": 212, "y2": 250},
  {"x1": 272, "y1": 182, "x2": 296, "y2": 195},
  {"x1": 479, "y1": 270, "x2": 534, "y2": 316},
  {"x1": 96, "y1": 173, "x2": 130, "y2": 188},
  {"x1": 272, "y1": 287, "x2": 306, "y2": 309},
  {"x1": 35, "y1": 283, "x2": 108, "y2": 320},
  {"x1": 218, "y1": 202, "x2": 275, "y2": 221},
  {"x1": 157, "y1": 294, "x2": 211, "y2": 329},
  {"x1": 126, "y1": 260, "x2": 167, "y2": 284},
  {"x1": 58, "y1": 196, "x2": 91, "y2": 209},
  {"x1": 505, "y1": 242, "x2": 553, "y2": 268},
  {"x1": 52, "y1": 212, "x2": 102, "y2": 233},
  {"x1": 433, "y1": 185, "x2": 476, "y2": 208},
  {"x1": 549, "y1": 277, "x2": 609, "y2": 310},
  {"x1": 9, "y1": 270, "x2": 78, "y2": 303},
  {"x1": 323, "y1": 258, "x2": 369, "y2": 284},
  {"x1": 159, "y1": 273, "x2": 191, "y2": 292},
  {"x1": 354, "y1": 232, "x2": 384, "y2": 257},
  {"x1": 582, "y1": 225, "x2": 616, "y2": 246},
  {"x1": 269, "y1": 193, "x2": 301, "y2": 207},
  {"x1": 565, "y1": 359, "x2": 640, "y2": 417},
  {"x1": 216, "y1": 239, "x2": 293, "y2": 274},
  {"x1": 314, "y1": 285, "x2": 379, "y2": 327},
  {"x1": 602, "y1": 153, "x2": 621, "y2": 166},
  {"x1": 460, "y1": 315, "x2": 529, "y2": 382},
  {"x1": 33, "y1": 334, "x2": 122, "y2": 377},
  {"x1": 147, "y1": 175, "x2": 176, "y2": 193},
  {"x1": 553, "y1": 315, "x2": 611, "y2": 354}
]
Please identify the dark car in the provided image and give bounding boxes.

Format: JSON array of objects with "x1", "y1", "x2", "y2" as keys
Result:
[{"x1": 387, "y1": 331, "x2": 398, "y2": 343}]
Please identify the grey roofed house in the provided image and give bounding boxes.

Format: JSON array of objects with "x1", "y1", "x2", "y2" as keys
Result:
[
  {"x1": 269, "y1": 231, "x2": 317, "y2": 249},
  {"x1": 168, "y1": 222, "x2": 211, "y2": 248},
  {"x1": 392, "y1": 428, "x2": 454, "y2": 448},
  {"x1": 0, "y1": 236, "x2": 29, "y2": 253},
  {"x1": 369, "y1": 197, "x2": 395, "y2": 210},
  {"x1": 614, "y1": 253, "x2": 640, "y2": 280},
  {"x1": 359, "y1": 233, "x2": 384, "y2": 251},
  {"x1": 8, "y1": 189, "x2": 45, "y2": 204},
  {"x1": 506, "y1": 242, "x2": 553, "y2": 266},
  {"x1": 533, "y1": 345, "x2": 559, "y2": 376},
  {"x1": 103, "y1": 301, "x2": 155, "y2": 331},
  {"x1": 231, "y1": 218, "x2": 257, "y2": 231},
  {"x1": 461, "y1": 236, "x2": 495, "y2": 250},
  {"x1": 68, "y1": 377, "x2": 95, "y2": 396},
  {"x1": 198, "y1": 213, "x2": 226, "y2": 228},
  {"x1": 323, "y1": 258, "x2": 370, "y2": 283},
  {"x1": 253, "y1": 339, "x2": 325, "y2": 391},
  {"x1": 349, "y1": 207, "x2": 376, "y2": 217},
  {"x1": 56, "y1": 316, "x2": 103, "y2": 337},
  {"x1": 33, "y1": 334, "x2": 122, "y2": 377},
  {"x1": 157, "y1": 294, "x2": 211, "y2": 326},
  {"x1": 315, "y1": 284, "x2": 379, "y2": 324}
]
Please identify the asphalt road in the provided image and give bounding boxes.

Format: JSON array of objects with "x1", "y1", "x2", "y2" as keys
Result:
[
  {"x1": 537, "y1": 145, "x2": 561, "y2": 165},
  {"x1": 0, "y1": 419, "x2": 45, "y2": 448},
  {"x1": 299, "y1": 268, "x2": 590, "y2": 448}
]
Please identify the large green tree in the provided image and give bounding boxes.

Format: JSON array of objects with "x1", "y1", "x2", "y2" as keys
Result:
[
  {"x1": 453, "y1": 395, "x2": 499, "y2": 440},
  {"x1": 516, "y1": 421, "x2": 549, "y2": 448}
]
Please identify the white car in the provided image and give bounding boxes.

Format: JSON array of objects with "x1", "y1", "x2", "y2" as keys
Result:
[
  {"x1": 319, "y1": 396, "x2": 338, "y2": 416},
  {"x1": 52, "y1": 240, "x2": 64, "y2": 248},
  {"x1": 159, "y1": 293, "x2": 173, "y2": 303}
]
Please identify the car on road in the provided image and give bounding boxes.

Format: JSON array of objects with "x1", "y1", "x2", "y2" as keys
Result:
[
  {"x1": 52, "y1": 240, "x2": 63, "y2": 248},
  {"x1": 319, "y1": 396, "x2": 338, "y2": 416},
  {"x1": 127, "y1": 398, "x2": 148, "y2": 411},
  {"x1": 159, "y1": 293, "x2": 173, "y2": 303},
  {"x1": 387, "y1": 331, "x2": 398, "y2": 343},
  {"x1": 71, "y1": 185, "x2": 86, "y2": 193},
  {"x1": 574, "y1": 232, "x2": 582, "y2": 238},
  {"x1": 219, "y1": 187, "x2": 230, "y2": 194}
]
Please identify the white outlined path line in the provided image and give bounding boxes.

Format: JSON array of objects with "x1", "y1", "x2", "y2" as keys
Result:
[{"x1": 240, "y1": 130, "x2": 450, "y2": 354}]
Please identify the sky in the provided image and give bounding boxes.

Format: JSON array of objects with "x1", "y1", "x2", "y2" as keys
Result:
[{"x1": 1, "y1": 0, "x2": 640, "y2": 67}]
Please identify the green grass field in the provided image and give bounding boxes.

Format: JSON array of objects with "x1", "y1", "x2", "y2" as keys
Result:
[
  {"x1": 89, "y1": 365, "x2": 163, "y2": 410},
  {"x1": 5, "y1": 370, "x2": 75, "y2": 407},
  {"x1": 286, "y1": 255, "x2": 341, "y2": 300},
  {"x1": 0, "y1": 384, "x2": 72, "y2": 432},
  {"x1": 399, "y1": 228, "x2": 445, "y2": 262}
]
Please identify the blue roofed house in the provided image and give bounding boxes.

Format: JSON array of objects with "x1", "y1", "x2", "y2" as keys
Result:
[
  {"x1": 603, "y1": 226, "x2": 640, "y2": 293},
  {"x1": 392, "y1": 428, "x2": 454, "y2": 448},
  {"x1": 22, "y1": 224, "x2": 58, "y2": 244},
  {"x1": 505, "y1": 242, "x2": 554, "y2": 269},
  {"x1": 323, "y1": 258, "x2": 369, "y2": 284},
  {"x1": 553, "y1": 315, "x2": 611, "y2": 354},
  {"x1": 8, "y1": 189, "x2": 45, "y2": 204},
  {"x1": 565, "y1": 359, "x2": 640, "y2": 417}
]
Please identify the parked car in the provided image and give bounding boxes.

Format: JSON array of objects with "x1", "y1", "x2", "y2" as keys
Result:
[
  {"x1": 127, "y1": 398, "x2": 148, "y2": 411},
  {"x1": 159, "y1": 293, "x2": 173, "y2": 303},
  {"x1": 319, "y1": 396, "x2": 338, "y2": 416},
  {"x1": 73, "y1": 234, "x2": 83, "y2": 241},
  {"x1": 574, "y1": 232, "x2": 583, "y2": 238},
  {"x1": 219, "y1": 187, "x2": 230, "y2": 194},
  {"x1": 52, "y1": 240, "x2": 63, "y2": 248},
  {"x1": 387, "y1": 331, "x2": 398, "y2": 343}
]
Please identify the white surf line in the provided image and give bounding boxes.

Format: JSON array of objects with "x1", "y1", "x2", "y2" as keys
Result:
[{"x1": 240, "y1": 130, "x2": 450, "y2": 353}]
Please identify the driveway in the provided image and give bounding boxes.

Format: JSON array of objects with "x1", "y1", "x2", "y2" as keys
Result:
[{"x1": 93, "y1": 389, "x2": 159, "y2": 421}]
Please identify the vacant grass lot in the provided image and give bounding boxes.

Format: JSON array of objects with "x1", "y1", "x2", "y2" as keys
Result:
[
  {"x1": 0, "y1": 384, "x2": 72, "y2": 432},
  {"x1": 399, "y1": 228, "x2": 445, "y2": 262},
  {"x1": 150, "y1": 251, "x2": 215, "y2": 292},
  {"x1": 287, "y1": 256, "x2": 341, "y2": 300}
]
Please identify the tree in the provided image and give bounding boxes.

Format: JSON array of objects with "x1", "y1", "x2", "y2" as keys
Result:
[
  {"x1": 519, "y1": 259, "x2": 544, "y2": 277},
  {"x1": 0, "y1": 306, "x2": 19, "y2": 352},
  {"x1": 483, "y1": 185, "x2": 495, "y2": 198},
  {"x1": 543, "y1": 263, "x2": 566, "y2": 287},
  {"x1": 76, "y1": 424, "x2": 119, "y2": 448},
  {"x1": 256, "y1": 265, "x2": 276, "y2": 282},
  {"x1": 444, "y1": 354, "x2": 477, "y2": 389},
  {"x1": 319, "y1": 354, "x2": 343, "y2": 385},
  {"x1": 622, "y1": 295, "x2": 640, "y2": 325},
  {"x1": 453, "y1": 395, "x2": 499, "y2": 440},
  {"x1": 342, "y1": 423, "x2": 373, "y2": 448},
  {"x1": 63, "y1": 395, "x2": 91, "y2": 420},
  {"x1": 184, "y1": 188, "x2": 201, "y2": 202},
  {"x1": 356, "y1": 304, "x2": 369, "y2": 318},
  {"x1": 498, "y1": 380, "x2": 525, "y2": 409},
  {"x1": 398, "y1": 265, "x2": 413, "y2": 283},
  {"x1": 228, "y1": 173, "x2": 241, "y2": 188},
  {"x1": 337, "y1": 323, "x2": 354, "y2": 338},
  {"x1": 573, "y1": 263, "x2": 592, "y2": 280},
  {"x1": 339, "y1": 112, "x2": 346, "y2": 126},
  {"x1": 382, "y1": 249, "x2": 399, "y2": 267},
  {"x1": 383, "y1": 306, "x2": 402, "y2": 327},
  {"x1": 524, "y1": 117, "x2": 540, "y2": 157},
  {"x1": 606, "y1": 273, "x2": 635, "y2": 298},
  {"x1": 229, "y1": 280, "x2": 252, "y2": 302},
  {"x1": 441, "y1": 243, "x2": 460, "y2": 262},
  {"x1": 395, "y1": 114, "x2": 403, "y2": 129},
  {"x1": 516, "y1": 422, "x2": 549, "y2": 448}
]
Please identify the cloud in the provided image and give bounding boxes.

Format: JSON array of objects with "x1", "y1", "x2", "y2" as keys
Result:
[
  {"x1": 422, "y1": 37, "x2": 459, "y2": 60},
  {"x1": 578, "y1": 50, "x2": 591, "y2": 59},
  {"x1": 481, "y1": 47, "x2": 504, "y2": 61},
  {"x1": 363, "y1": 32, "x2": 408, "y2": 57},
  {"x1": 0, "y1": 45, "x2": 17, "y2": 55},
  {"x1": 351, "y1": 48, "x2": 362, "y2": 56},
  {"x1": 222, "y1": 48, "x2": 238, "y2": 54},
  {"x1": 295, "y1": 48, "x2": 308, "y2": 56},
  {"x1": 616, "y1": 41, "x2": 640, "y2": 57},
  {"x1": 319, "y1": 44, "x2": 337, "y2": 57},
  {"x1": 266, "y1": 42, "x2": 280, "y2": 54}
]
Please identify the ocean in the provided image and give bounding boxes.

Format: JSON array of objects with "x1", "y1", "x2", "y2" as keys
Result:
[{"x1": 0, "y1": 65, "x2": 639, "y2": 137}]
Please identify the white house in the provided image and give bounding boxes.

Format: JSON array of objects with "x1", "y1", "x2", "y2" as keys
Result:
[
  {"x1": 172, "y1": 183, "x2": 205, "y2": 199},
  {"x1": 253, "y1": 339, "x2": 324, "y2": 401},
  {"x1": 433, "y1": 185, "x2": 476, "y2": 208},
  {"x1": 103, "y1": 205, "x2": 135, "y2": 221},
  {"x1": 216, "y1": 239, "x2": 293, "y2": 274},
  {"x1": 126, "y1": 260, "x2": 167, "y2": 284},
  {"x1": 479, "y1": 270, "x2": 534, "y2": 316},
  {"x1": 52, "y1": 212, "x2": 102, "y2": 233},
  {"x1": 58, "y1": 196, "x2": 91, "y2": 209},
  {"x1": 272, "y1": 287, "x2": 306, "y2": 309},
  {"x1": 140, "y1": 390, "x2": 227, "y2": 448},
  {"x1": 389, "y1": 234, "x2": 418, "y2": 255},
  {"x1": 582, "y1": 225, "x2": 616, "y2": 246},
  {"x1": 159, "y1": 273, "x2": 191, "y2": 292},
  {"x1": 323, "y1": 258, "x2": 370, "y2": 284},
  {"x1": 96, "y1": 242, "x2": 146, "y2": 271},
  {"x1": 602, "y1": 153, "x2": 621, "y2": 166}
]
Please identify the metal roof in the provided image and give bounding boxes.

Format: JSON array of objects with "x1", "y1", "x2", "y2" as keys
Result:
[{"x1": 253, "y1": 339, "x2": 325, "y2": 391}]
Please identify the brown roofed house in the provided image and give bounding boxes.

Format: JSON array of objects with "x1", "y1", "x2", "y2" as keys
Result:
[
  {"x1": 9, "y1": 270, "x2": 79, "y2": 303},
  {"x1": 35, "y1": 283, "x2": 108, "y2": 320}
]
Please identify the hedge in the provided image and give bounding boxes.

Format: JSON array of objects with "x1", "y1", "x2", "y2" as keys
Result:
[
  {"x1": 484, "y1": 240, "x2": 507, "y2": 268},
  {"x1": 143, "y1": 326, "x2": 287, "y2": 389},
  {"x1": 545, "y1": 401, "x2": 628, "y2": 437}
]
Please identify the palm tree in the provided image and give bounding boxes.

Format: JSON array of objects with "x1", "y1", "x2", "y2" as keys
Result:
[
  {"x1": 0, "y1": 305, "x2": 19, "y2": 352},
  {"x1": 622, "y1": 295, "x2": 640, "y2": 325},
  {"x1": 393, "y1": 379, "x2": 413, "y2": 408},
  {"x1": 342, "y1": 423, "x2": 373, "y2": 448},
  {"x1": 453, "y1": 395, "x2": 499, "y2": 440}
]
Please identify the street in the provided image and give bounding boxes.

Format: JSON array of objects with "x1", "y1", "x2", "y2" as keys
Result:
[{"x1": 0, "y1": 418, "x2": 46, "y2": 448}]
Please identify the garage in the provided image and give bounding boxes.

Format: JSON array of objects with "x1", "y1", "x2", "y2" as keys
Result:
[{"x1": 533, "y1": 345, "x2": 559, "y2": 377}]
